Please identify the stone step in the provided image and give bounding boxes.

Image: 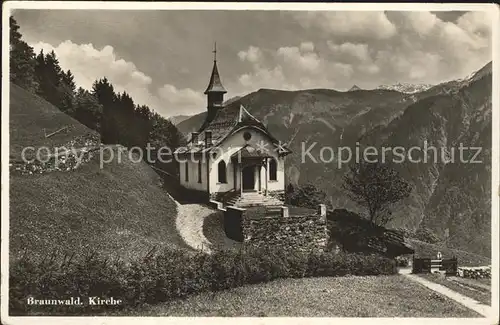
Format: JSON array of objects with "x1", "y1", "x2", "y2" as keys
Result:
[{"x1": 225, "y1": 193, "x2": 283, "y2": 208}]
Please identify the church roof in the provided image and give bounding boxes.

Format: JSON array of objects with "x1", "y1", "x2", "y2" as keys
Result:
[
  {"x1": 175, "y1": 103, "x2": 291, "y2": 156},
  {"x1": 204, "y1": 60, "x2": 227, "y2": 94}
]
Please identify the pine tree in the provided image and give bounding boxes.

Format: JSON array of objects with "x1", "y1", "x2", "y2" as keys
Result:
[
  {"x1": 92, "y1": 78, "x2": 117, "y2": 144},
  {"x1": 115, "y1": 91, "x2": 136, "y2": 147},
  {"x1": 149, "y1": 112, "x2": 183, "y2": 175},
  {"x1": 59, "y1": 70, "x2": 76, "y2": 115},
  {"x1": 10, "y1": 16, "x2": 38, "y2": 92},
  {"x1": 135, "y1": 104, "x2": 153, "y2": 150},
  {"x1": 41, "y1": 50, "x2": 64, "y2": 107},
  {"x1": 74, "y1": 87, "x2": 102, "y2": 131},
  {"x1": 34, "y1": 50, "x2": 46, "y2": 96}
]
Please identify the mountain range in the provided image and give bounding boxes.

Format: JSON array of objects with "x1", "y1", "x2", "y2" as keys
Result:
[
  {"x1": 177, "y1": 62, "x2": 492, "y2": 257},
  {"x1": 376, "y1": 82, "x2": 434, "y2": 94}
]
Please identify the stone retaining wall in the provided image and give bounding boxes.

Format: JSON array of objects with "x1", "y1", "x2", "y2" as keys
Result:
[
  {"x1": 224, "y1": 204, "x2": 328, "y2": 251},
  {"x1": 457, "y1": 266, "x2": 491, "y2": 279}
]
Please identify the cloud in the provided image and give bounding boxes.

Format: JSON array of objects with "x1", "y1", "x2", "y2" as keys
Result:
[
  {"x1": 237, "y1": 46, "x2": 263, "y2": 63},
  {"x1": 293, "y1": 11, "x2": 397, "y2": 40},
  {"x1": 300, "y1": 42, "x2": 314, "y2": 52},
  {"x1": 287, "y1": 11, "x2": 491, "y2": 88},
  {"x1": 30, "y1": 40, "x2": 205, "y2": 116},
  {"x1": 157, "y1": 84, "x2": 205, "y2": 112},
  {"x1": 277, "y1": 46, "x2": 321, "y2": 72},
  {"x1": 234, "y1": 43, "x2": 354, "y2": 93},
  {"x1": 382, "y1": 11, "x2": 492, "y2": 81},
  {"x1": 238, "y1": 65, "x2": 290, "y2": 90},
  {"x1": 327, "y1": 41, "x2": 371, "y2": 62}
]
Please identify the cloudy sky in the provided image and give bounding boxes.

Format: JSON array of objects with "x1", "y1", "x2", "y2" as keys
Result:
[{"x1": 13, "y1": 10, "x2": 493, "y2": 117}]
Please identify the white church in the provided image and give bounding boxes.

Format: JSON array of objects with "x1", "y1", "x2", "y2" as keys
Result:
[{"x1": 175, "y1": 48, "x2": 291, "y2": 207}]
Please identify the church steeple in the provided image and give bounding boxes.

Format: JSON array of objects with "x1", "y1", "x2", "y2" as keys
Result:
[
  {"x1": 204, "y1": 42, "x2": 226, "y2": 123},
  {"x1": 204, "y1": 42, "x2": 227, "y2": 95}
]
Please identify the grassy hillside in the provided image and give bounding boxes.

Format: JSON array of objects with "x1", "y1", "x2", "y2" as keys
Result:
[
  {"x1": 9, "y1": 83, "x2": 96, "y2": 161},
  {"x1": 9, "y1": 84, "x2": 186, "y2": 261}
]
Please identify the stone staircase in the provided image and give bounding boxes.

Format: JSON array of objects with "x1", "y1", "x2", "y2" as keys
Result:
[{"x1": 225, "y1": 192, "x2": 283, "y2": 208}]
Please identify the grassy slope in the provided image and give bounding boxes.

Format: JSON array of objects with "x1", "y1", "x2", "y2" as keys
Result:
[
  {"x1": 9, "y1": 84, "x2": 186, "y2": 261},
  {"x1": 9, "y1": 83, "x2": 96, "y2": 160},
  {"x1": 121, "y1": 276, "x2": 479, "y2": 317},
  {"x1": 410, "y1": 239, "x2": 491, "y2": 267},
  {"x1": 417, "y1": 274, "x2": 491, "y2": 306}
]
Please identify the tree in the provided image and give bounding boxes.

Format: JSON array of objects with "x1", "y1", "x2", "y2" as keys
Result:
[
  {"x1": 285, "y1": 183, "x2": 327, "y2": 209},
  {"x1": 135, "y1": 104, "x2": 153, "y2": 149},
  {"x1": 74, "y1": 87, "x2": 102, "y2": 131},
  {"x1": 148, "y1": 112, "x2": 183, "y2": 175},
  {"x1": 59, "y1": 70, "x2": 76, "y2": 114},
  {"x1": 115, "y1": 91, "x2": 136, "y2": 147},
  {"x1": 92, "y1": 77, "x2": 117, "y2": 144},
  {"x1": 10, "y1": 16, "x2": 38, "y2": 92},
  {"x1": 343, "y1": 161, "x2": 412, "y2": 226}
]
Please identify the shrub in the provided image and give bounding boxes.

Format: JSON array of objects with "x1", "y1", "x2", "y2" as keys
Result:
[
  {"x1": 285, "y1": 183, "x2": 327, "y2": 209},
  {"x1": 10, "y1": 246, "x2": 396, "y2": 315},
  {"x1": 395, "y1": 255, "x2": 410, "y2": 267}
]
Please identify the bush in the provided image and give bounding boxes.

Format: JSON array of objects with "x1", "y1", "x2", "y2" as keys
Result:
[
  {"x1": 395, "y1": 255, "x2": 410, "y2": 267},
  {"x1": 285, "y1": 183, "x2": 327, "y2": 209},
  {"x1": 10, "y1": 246, "x2": 396, "y2": 315}
]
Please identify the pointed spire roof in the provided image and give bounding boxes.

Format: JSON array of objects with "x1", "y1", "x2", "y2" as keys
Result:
[{"x1": 204, "y1": 42, "x2": 227, "y2": 94}]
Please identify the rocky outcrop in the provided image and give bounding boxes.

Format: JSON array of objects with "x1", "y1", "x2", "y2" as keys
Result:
[{"x1": 10, "y1": 134, "x2": 100, "y2": 175}]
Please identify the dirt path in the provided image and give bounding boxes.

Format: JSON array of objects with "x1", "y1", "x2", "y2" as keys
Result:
[
  {"x1": 399, "y1": 269, "x2": 492, "y2": 318},
  {"x1": 175, "y1": 202, "x2": 215, "y2": 253}
]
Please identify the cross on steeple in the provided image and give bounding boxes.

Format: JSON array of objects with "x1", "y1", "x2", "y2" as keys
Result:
[
  {"x1": 204, "y1": 41, "x2": 227, "y2": 125},
  {"x1": 204, "y1": 42, "x2": 226, "y2": 95}
]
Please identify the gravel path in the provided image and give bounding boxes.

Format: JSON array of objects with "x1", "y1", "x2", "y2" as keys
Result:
[
  {"x1": 175, "y1": 202, "x2": 215, "y2": 253},
  {"x1": 399, "y1": 269, "x2": 493, "y2": 318}
]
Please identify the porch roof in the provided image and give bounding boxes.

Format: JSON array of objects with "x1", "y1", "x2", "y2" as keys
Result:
[{"x1": 230, "y1": 145, "x2": 273, "y2": 159}]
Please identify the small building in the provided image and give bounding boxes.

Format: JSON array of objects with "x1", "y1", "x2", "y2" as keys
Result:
[{"x1": 175, "y1": 48, "x2": 291, "y2": 207}]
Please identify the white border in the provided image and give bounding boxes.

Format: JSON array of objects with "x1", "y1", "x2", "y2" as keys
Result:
[{"x1": 1, "y1": 2, "x2": 499, "y2": 325}]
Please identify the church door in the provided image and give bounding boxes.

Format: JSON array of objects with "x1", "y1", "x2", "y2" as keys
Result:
[{"x1": 242, "y1": 166, "x2": 255, "y2": 191}]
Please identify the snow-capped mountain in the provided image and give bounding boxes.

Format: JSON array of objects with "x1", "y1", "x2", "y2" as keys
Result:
[
  {"x1": 377, "y1": 82, "x2": 434, "y2": 94},
  {"x1": 348, "y1": 85, "x2": 362, "y2": 91}
]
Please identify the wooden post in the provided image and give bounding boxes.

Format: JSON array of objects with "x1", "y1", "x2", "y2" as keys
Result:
[
  {"x1": 318, "y1": 204, "x2": 326, "y2": 220},
  {"x1": 233, "y1": 162, "x2": 237, "y2": 190},
  {"x1": 240, "y1": 165, "x2": 243, "y2": 195},
  {"x1": 258, "y1": 165, "x2": 262, "y2": 193},
  {"x1": 281, "y1": 206, "x2": 289, "y2": 218},
  {"x1": 264, "y1": 158, "x2": 268, "y2": 196}
]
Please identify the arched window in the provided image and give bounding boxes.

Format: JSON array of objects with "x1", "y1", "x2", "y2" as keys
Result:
[
  {"x1": 185, "y1": 161, "x2": 189, "y2": 182},
  {"x1": 218, "y1": 160, "x2": 227, "y2": 183},
  {"x1": 269, "y1": 158, "x2": 277, "y2": 181}
]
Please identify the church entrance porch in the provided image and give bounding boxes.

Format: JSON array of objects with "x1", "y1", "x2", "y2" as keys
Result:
[{"x1": 231, "y1": 145, "x2": 271, "y2": 196}]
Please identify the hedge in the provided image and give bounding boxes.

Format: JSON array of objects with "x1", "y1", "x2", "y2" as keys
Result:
[{"x1": 10, "y1": 246, "x2": 397, "y2": 315}]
